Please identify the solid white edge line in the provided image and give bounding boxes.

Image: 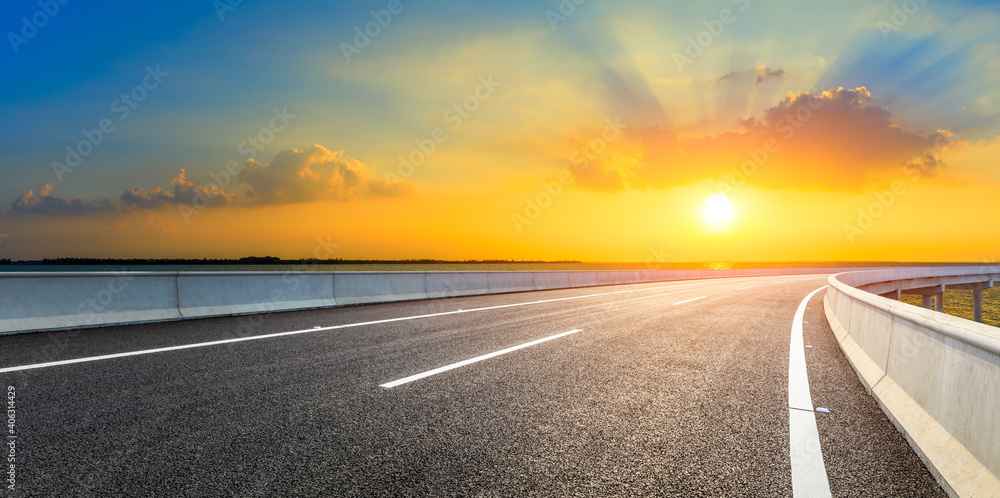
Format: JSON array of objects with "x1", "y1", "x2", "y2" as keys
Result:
[
  {"x1": 789, "y1": 288, "x2": 823, "y2": 411},
  {"x1": 672, "y1": 296, "x2": 707, "y2": 305},
  {"x1": 790, "y1": 410, "x2": 831, "y2": 497},
  {"x1": 789, "y1": 286, "x2": 831, "y2": 498},
  {"x1": 379, "y1": 329, "x2": 582, "y2": 388},
  {"x1": 0, "y1": 278, "x2": 745, "y2": 374}
]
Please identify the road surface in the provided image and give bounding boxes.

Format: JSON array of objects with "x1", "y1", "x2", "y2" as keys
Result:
[{"x1": 0, "y1": 274, "x2": 944, "y2": 496}]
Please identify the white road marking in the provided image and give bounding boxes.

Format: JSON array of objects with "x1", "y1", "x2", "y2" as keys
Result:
[
  {"x1": 790, "y1": 410, "x2": 831, "y2": 497},
  {"x1": 0, "y1": 278, "x2": 754, "y2": 374},
  {"x1": 788, "y1": 286, "x2": 832, "y2": 497},
  {"x1": 380, "y1": 329, "x2": 582, "y2": 388},
  {"x1": 737, "y1": 286, "x2": 755, "y2": 290},
  {"x1": 672, "y1": 296, "x2": 706, "y2": 305}
]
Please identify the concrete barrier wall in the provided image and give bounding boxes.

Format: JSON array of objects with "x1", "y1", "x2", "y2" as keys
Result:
[
  {"x1": 825, "y1": 267, "x2": 1000, "y2": 497},
  {"x1": 0, "y1": 273, "x2": 180, "y2": 334},
  {"x1": 532, "y1": 271, "x2": 572, "y2": 290},
  {"x1": 0, "y1": 267, "x2": 870, "y2": 335},
  {"x1": 333, "y1": 272, "x2": 427, "y2": 305},
  {"x1": 426, "y1": 272, "x2": 490, "y2": 299},
  {"x1": 177, "y1": 272, "x2": 336, "y2": 319},
  {"x1": 619, "y1": 270, "x2": 644, "y2": 285},
  {"x1": 567, "y1": 271, "x2": 599, "y2": 288},
  {"x1": 487, "y1": 272, "x2": 534, "y2": 294}
]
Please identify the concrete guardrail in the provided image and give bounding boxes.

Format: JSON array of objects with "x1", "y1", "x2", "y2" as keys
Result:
[
  {"x1": 825, "y1": 266, "x2": 1000, "y2": 497},
  {"x1": 0, "y1": 267, "x2": 866, "y2": 335}
]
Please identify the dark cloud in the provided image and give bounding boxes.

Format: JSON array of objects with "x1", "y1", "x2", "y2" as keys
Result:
[
  {"x1": 716, "y1": 66, "x2": 785, "y2": 85},
  {"x1": 120, "y1": 170, "x2": 237, "y2": 210},
  {"x1": 717, "y1": 71, "x2": 739, "y2": 82},
  {"x1": 9, "y1": 184, "x2": 116, "y2": 215},
  {"x1": 755, "y1": 67, "x2": 784, "y2": 84}
]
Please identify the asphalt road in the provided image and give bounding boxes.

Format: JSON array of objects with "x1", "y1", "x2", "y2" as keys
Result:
[{"x1": 0, "y1": 275, "x2": 944, "y2": 496}]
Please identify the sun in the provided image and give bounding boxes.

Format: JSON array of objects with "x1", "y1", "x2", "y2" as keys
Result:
[{"x1": 702, "y1": 193, "x2": 735, "y2": 227}]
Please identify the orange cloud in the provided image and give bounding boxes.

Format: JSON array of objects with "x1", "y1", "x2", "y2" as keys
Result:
[
  {"x1": 5, "y1": 145, "x2": 413, "y2": 216},
  {"x1": 240, "y1": 145, "x2": 413, "y2": 204},
  {"x1": 570, "y1": 87, "x2": 953, "y2": 191}
]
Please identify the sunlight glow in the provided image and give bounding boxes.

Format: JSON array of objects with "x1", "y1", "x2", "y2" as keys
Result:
[{"x1": 702, "y1": 194, "x2": 735, "y2": 227}]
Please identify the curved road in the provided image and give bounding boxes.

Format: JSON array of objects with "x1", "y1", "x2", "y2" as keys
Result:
[{"x1": 0, "y1": 274, "x2": 943, "y2": 496}]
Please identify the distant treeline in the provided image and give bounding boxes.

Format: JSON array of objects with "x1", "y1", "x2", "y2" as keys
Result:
[
  {"x1": 1, "y1": 258, "x2": 995, "y2": 268},
  {"x1": 17, "y1": 257, "x2": 583, "y2": 265}
]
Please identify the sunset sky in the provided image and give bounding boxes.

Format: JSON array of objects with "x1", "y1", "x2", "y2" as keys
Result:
[{"x1": 2, "y1": 1, "x2": 998, "y2": 262}]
